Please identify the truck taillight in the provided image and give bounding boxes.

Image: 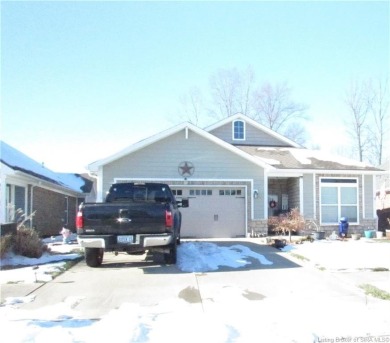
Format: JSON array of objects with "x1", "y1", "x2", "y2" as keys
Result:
[
  {"x1": 76, "y1": 211, "x2": 84, "y2": 229},
  {"x1": 165, "y1": 210, "x2": 173, "y2": 227}
]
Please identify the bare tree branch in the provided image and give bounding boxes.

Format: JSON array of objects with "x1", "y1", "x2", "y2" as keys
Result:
[
  {"x1": 177, "y1": 87, "x2": 204, "y2": 126},
  {"x1": 345, "y1": 80, "x2": 373, "y2": 162},
  {"x1": 252, "y1": 82, "x2": 308, "y2": 133},
  {"x1": 367, "y1": 77, "x2": 389, "y2": 165}
]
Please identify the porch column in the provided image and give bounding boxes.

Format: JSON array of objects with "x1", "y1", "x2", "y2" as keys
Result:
[{"x1": 299, "y1": 176, "x2": 304, "y2": 214}]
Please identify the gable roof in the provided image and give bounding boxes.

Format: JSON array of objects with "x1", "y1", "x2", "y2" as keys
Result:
[
  {"x1": 88, "y1": 121, "x2": 275, "y2": 172},
  {"x1": 205, "y1": 113, "x2": 303, "y2": 148},
  {"x1": 238, "y1": 146, "x2": 383, "y2": 173},
  {"x1": 87, "y1": 115, "x2": 384, "y2": 175},
  {"x1": 0, "y1": 141, "x2": 92, "y2": 193}
]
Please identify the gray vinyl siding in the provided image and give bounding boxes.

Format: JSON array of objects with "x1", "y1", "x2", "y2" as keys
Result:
[
  {"x1": 302, "y1": 174, "x2": 315, "y2": 218},
  {"x1": 209, "y1": 122, "x2": 291, "y2": 147},
  {"x1": 364, "y1": 174, "x2": 374, "y2": 218},
  {"x1": 102, "y1": 129, "x2": 266, "y2": 218}
]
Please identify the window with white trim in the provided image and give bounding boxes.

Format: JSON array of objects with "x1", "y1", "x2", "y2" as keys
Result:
[
  {"x1": 320, "y1": 178, "x2": 358, "y2": 224},
  {"x1": 5, "y1": 184, "x2": 27, "y2": 222},
  {"x1": 233, "y1": 120, "x2": 245, "y2": 140}
]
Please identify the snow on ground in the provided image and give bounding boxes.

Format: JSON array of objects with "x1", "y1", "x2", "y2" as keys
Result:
[{"x1": 1, "y1": 238, "x2": 390, "y2": 342}]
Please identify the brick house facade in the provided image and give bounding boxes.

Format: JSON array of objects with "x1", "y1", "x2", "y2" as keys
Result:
[{"x1": 1, "y1": 141, "x2": 93, "y2": 237}]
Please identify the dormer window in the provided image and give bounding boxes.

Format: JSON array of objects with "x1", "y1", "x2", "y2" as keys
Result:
[{"x1": 233, "y1": 120, "x2": 245, "y2": 140}]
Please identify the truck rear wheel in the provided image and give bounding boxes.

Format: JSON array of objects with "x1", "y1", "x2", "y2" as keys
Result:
[
  {"x1": 164, "y1": 241, "x2": 177, "y2": 264},
  {"x1": 85, "y1": 248, "x2": 104, "y2": 267}
]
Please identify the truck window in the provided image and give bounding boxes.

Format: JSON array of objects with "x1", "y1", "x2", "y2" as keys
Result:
[{"x1": 106, "y1": 184, "x2": 173, "y2": 203}]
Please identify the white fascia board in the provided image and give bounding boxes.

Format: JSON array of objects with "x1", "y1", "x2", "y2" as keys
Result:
[
  {"x1": 88, "y1": 121, "x2": 276, "y2": 172},
  {"x1": 204, "y1": 113, "x2": 302, "y2": 148},
  {"x1": 266, "y1": 170, "x2": 304, "y2": 178},
  {"x1": 267, "y1": 168, "x2": 384, "y2": 177},
  {"x1": 0, "y1": 162, "x2": 16, "y2": 176},
  {"x1": 8, "y1": 171, "x2": 84, "y2": 197}
]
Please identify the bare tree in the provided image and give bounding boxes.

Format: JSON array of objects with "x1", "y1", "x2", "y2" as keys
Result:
[
  {"x1": 251, "y1": 82, "x2": 308, "y2": 139},
  {"x1": 177, "y1": 87, "x2": 204, "y2": 126},
  {"x1": 283, "y1": 122, "x2": 307, "y2": 146},
  {"x1": 177, "y1": 67, "x2": 309, "y2": 145},
  {"x1": 344, "y1": 80, "x2": 373, "y2": 162},
  {"x1": 367, "y1": 78, "x2": 389, "y2": 166},
  {"x1": 235, "y1": 66, "x2": 256, "y2": 116},
  {"x1": 208, "y1": 67, "x2": 255, "y2": 119}
]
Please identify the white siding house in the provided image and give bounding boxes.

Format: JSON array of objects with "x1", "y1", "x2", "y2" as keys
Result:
[{"x1": 88, "y1": 114, "x2": 384, "y2": 238}]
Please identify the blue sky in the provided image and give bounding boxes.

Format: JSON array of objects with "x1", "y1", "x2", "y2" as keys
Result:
[{"x1": 1, "y1": 1, "x2": 389, "y2": 172}]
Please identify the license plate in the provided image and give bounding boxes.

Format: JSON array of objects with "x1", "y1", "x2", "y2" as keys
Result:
[{"x1": 117, "y1": 235, "x2": 134, "y2": 244}]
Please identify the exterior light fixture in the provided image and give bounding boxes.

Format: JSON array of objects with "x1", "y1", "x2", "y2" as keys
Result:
[{"x1": 253, "y1": 190, "x2": 259, "y2": 199}]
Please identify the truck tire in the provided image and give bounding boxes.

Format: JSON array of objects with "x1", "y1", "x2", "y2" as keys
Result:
[
  {"x1": 85, "y1": 248, "x2": 104, "y2": 267},
  {"x1": 164, "y1": 241, "x2": 177, "y2": 264}
]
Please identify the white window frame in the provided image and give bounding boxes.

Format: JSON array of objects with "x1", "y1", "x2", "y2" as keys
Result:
[
  {"x1": 232, "y1": 120, "x2": 245, "y2": 141},
  {"x1": 5, "y1": 183, "x2": 27, "y2": 223},
  {"x1": 319, "y1": 177, "x2": 359, "y2": 225}
]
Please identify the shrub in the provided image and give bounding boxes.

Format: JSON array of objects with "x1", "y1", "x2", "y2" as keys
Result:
[
  {"x1": 13, "y1": 227, "x2": 44, "y2": 258},
  {"x1": 0, "y1": 234, "x2": 13, "y2": 258},
  {"x1": 268, "y1": 208, "x2": 305, "y2": 242},
  {"x1": 1, "y1": 208, "x2": 46, "y2": 259}
]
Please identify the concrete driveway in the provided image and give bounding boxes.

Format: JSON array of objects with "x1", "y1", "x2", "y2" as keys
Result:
[{"x1": 1, "y1": 238, "x2": 390, "y2": 341}]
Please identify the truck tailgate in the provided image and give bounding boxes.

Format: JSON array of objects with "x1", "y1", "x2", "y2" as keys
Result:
[{"x1": 82, "y1": 202, "x2": 168, "y2": 234}]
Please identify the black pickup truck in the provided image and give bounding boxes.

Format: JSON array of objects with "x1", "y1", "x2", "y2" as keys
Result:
[{"x1": 76, "y1": 182, "x2": 188, "y2": 267}]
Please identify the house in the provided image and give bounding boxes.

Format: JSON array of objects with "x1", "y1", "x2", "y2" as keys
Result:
[
  {"x1": 376, "y1": 159, "x2": 390, "y2": 233},
  {"x1": 0, "y1": 141, "x2": 93, "y2": 236},
  {"x1": 88, "y1": 114, "x2": 384, "y2": 238}
]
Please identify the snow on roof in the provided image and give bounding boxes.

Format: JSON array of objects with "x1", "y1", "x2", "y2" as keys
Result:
[
  {"x1": 0, "y1": 141, "x2": 88, "y2": 193},
  {"x1": 287, "y1": 148, "x2": 371, "y2": 167},
  {"x1": 236, "y1": 146, "x2": 382, "y2": 171}
]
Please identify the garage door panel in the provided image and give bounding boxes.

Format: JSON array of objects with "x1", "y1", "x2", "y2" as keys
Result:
[{"x1": 173, "y1": 187, "x2": 245, "y2": 238}]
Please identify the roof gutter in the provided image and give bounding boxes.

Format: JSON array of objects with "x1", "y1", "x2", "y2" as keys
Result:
[{"x1": 267, "y1": 168, "x2": 386, "y2": 177}]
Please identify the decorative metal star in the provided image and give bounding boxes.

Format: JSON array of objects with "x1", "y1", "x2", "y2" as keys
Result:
[{"x1": 178, "y1": 161, "x2": 194, "y2": 176}]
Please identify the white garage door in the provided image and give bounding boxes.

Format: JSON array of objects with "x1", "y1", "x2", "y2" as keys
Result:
[{"x1": 172, "y1": 187, "x2": 246, "y2": 238}]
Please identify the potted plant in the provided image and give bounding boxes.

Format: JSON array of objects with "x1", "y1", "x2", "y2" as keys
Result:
[
  {"x1": 309, "y1": 220, "x2": 326, "y2": 240},
  {"x1": 351, "y1": 231, "x2": 361, "y2": 240},
  {"x1": 364, "y1": 228, "x2": 375, "y2": 239}
]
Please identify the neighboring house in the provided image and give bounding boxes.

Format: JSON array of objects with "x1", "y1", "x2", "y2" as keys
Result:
[
  {"x1": 376, "y1": 159, "x2": 390, "y2": 233},
  {"x1": 88, "y1": 114, "x2": 384, "y2": 238},
  {"x1": 0, "y1": 141, "x2": 93, "y2": 236}
]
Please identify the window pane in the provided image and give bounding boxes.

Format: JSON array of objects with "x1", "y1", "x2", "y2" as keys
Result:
[
  {"x1": 341, "y1": 188, "x2": 357, "y2": 204},
  {"x1": 234, "y1": 121, "x2": 244, "y2": 139},
  {"x1": 321, "y1": 205, "x2": 338, "y2": 222},
  {"x1": 321, "y1": 187, "x2": 337, "y2": 204},
  {"x1": 15, "y1": 186, "x2": 25, "y2": 212},
  {"x1": 340, "y1": 206, "x2": 357, "y2": 222}
]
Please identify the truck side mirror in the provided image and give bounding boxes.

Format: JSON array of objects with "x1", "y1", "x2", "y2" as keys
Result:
[{"x1": 178, "y1": 198, "x2": 189, "y2": 208}]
